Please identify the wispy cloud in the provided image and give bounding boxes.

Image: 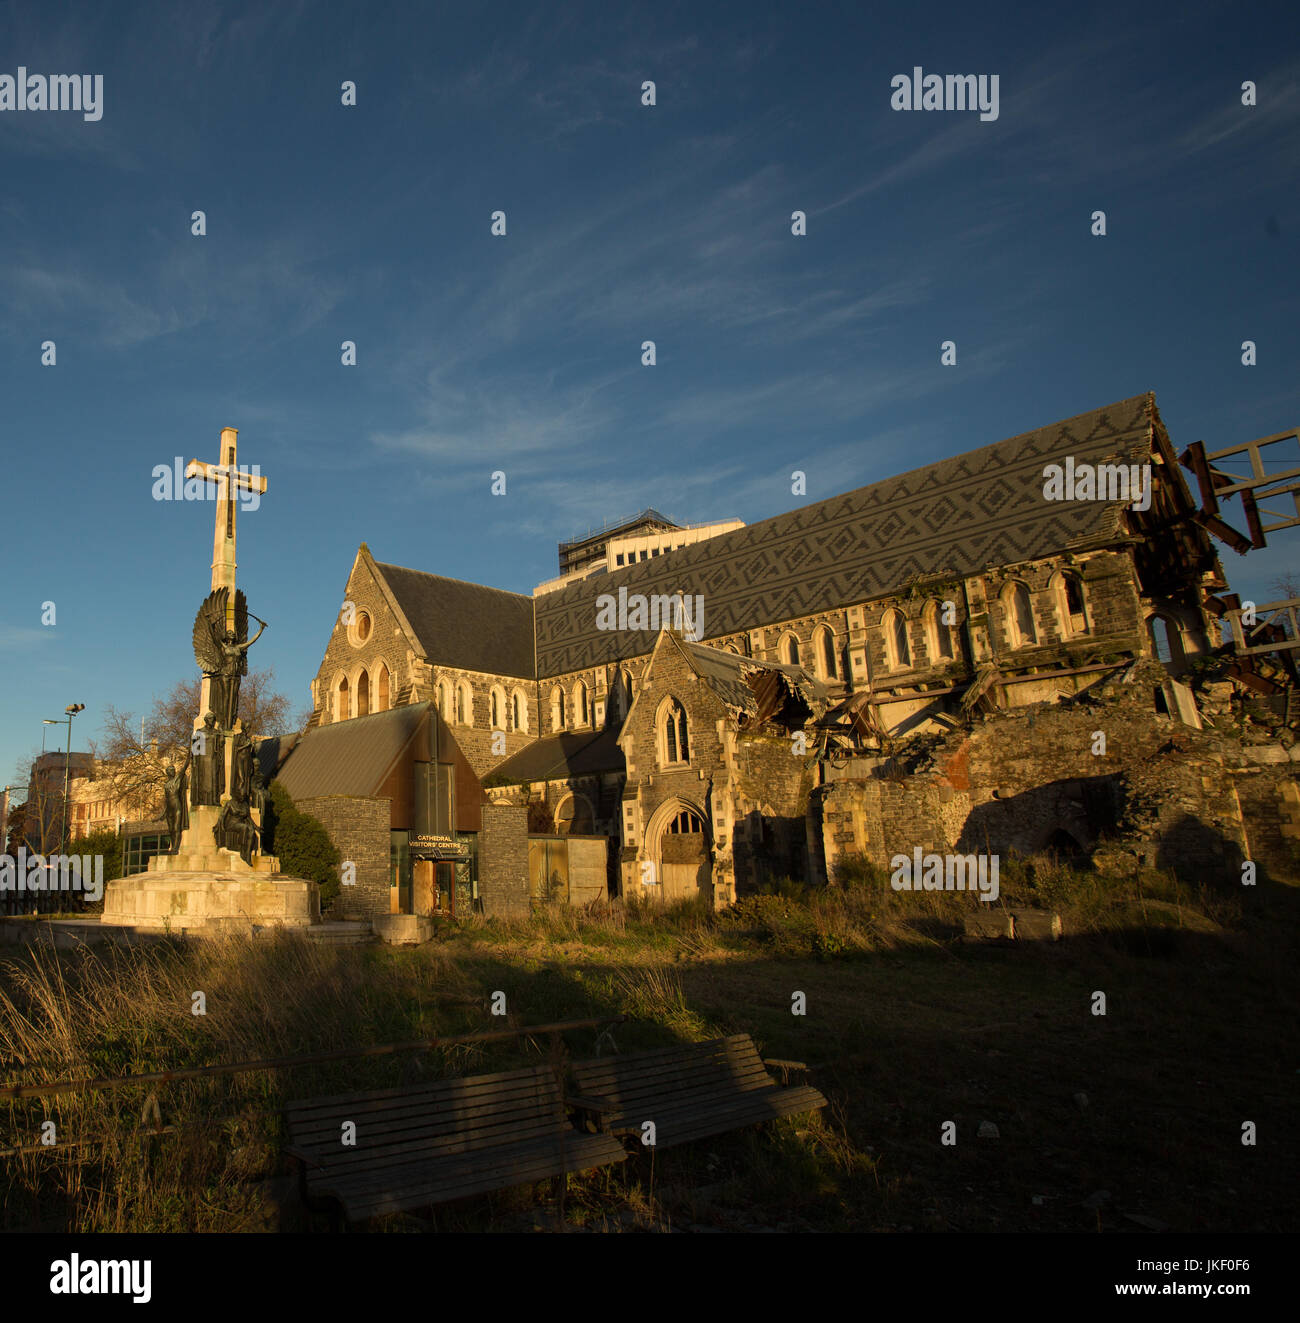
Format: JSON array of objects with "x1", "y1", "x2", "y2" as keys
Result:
[
  {"x1": 0, "y1": 627, "x2": 56, "y2": 653},
  {"x1": 0, "y1": 238, "x2": 345, "y2": 350}
]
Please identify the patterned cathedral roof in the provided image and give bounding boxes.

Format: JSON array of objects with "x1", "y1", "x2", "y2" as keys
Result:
[{"x1": 532, "y1": 393, "x2": 1158, "y2": 675}]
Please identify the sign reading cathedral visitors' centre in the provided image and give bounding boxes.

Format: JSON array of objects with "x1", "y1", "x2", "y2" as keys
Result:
[{"x1": 410, "y1": 834, "x2": 469, "y2": 860}]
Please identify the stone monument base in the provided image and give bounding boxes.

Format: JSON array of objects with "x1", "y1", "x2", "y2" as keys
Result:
[
  {"x1": 101, "y1": 872, "x2": 320, "y2": 932},
  {"x1": 151, "y1": 804, "x2": 280, "y2": 875}
]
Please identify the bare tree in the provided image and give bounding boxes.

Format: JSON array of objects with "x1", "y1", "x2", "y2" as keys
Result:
[
  {"x1": 7, "y1": 750, "x2": 70, "y2": 853},
  {"x1": 96, "y1": 667, "x2": 297, "y2": 822},
  {"x1": 1270, "y1": 573, "x2": 1300, "y2": 602}
]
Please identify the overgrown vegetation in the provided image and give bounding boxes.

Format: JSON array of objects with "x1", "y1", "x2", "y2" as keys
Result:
[{"x1": 0, "y1": 853, "x2": 1294, "y2": 1233}]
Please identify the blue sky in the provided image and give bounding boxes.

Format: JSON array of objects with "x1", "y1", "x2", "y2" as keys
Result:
[{"x1": 1, "y1": 0, "x2": 1297, "y2": 781}]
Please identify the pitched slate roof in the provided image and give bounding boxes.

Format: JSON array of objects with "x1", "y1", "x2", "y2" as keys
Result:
[
  {"x1": 486, "y1": 727, "x2": 625, "y2": 785},
  {"x1": 534, "y1": 394, "x2": 1158, "y2": 675},
  {"x1": 374, "y1": 562, "x2": 535, "y2": 679},
  {"x1": 275, "y1": 702, "x2": 429, "y2": 799}
]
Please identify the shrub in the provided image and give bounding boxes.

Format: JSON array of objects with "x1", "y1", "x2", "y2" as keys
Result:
[
  {"x1": 722, "y1": 894, "x2": 819, "y2": 955},
  {"x1": 261, "y1": 782, "x2": 341, "y2": 909},
  {"x1": 74, "y1": 826, "x2": 123, "y2": 892}
]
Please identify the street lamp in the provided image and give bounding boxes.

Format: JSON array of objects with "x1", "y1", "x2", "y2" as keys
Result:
[
  {"x1": 41, "y1": 719, "x2": 59, "y2": 754},
  {"x1": 60, "y1": 704, "x2": 85, "y2": 852}
]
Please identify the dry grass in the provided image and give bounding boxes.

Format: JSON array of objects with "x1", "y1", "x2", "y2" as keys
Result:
[
  {"x1": 0, "y1": 933, "x2": 479, "y2": 1231},
  {"x1": 1, "y1": 856, "x2": 1295, "y2": 1233}
]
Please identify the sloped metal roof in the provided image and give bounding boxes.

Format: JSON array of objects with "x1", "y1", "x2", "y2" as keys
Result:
[
  {"x1": 274, "y1": 703, "x2": 430, "y2": 799},
  {"x1": 487, "y1": 727, "x2": 625, "y2": 785}
]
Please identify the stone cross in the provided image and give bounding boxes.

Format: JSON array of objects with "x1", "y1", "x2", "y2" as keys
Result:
[{"x1": 185, "y1": 427, "x2": 268, "y2": 633}]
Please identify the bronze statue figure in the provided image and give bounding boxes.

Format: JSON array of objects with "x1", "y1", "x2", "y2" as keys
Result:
[
  {"x1": 229, "y1": 727, "x2": 253, "y2": 808},
  {"x1": 162, "y1": 750, "x2": 192, "y2": 852},
  {"x1": 190, "y1": 712, "x2": 225, "y2": 807},
  {"x1": 192, "y1": 587, "x2": 267, "y2": 731},
  {"x1": 214, "y1": 798, "x2": 259, "y2": 868},
  {"x1": 249, "y1": 765, "x2": 268, "y2": 820}
]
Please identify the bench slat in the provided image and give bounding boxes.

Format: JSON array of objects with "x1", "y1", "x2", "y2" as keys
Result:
[
  {"x1": 571, "y1": 1058, "x2": 773, "y2": 1102},
  {"x1": 578, "y1": 1066, "x2": 775, "y2": 1106},
  {"x1": 295, "y1": 1118, "x2": 574, "y2": 1174},
  {"x1": 572, "y1": 1044, "x2": 767, "y2": 1086},
  {"x1": 320, "y1": 1132, "x2": 611, "y2": 1196},
  {"x1": 572, "y1": 1036, "x2": 761, "y2": 1076},
  {"x1": 600, "y1": 1084, "x2": 828, "y2": 1131},
  {"x1": 285, "y1": 1066, "x2": 561, "y2": 1121},
  {"x1": 602, "y1": 1088, "x2": 827, "y2": 1145},
  {"x1": 288, "y1": 1100, "x2": 563, "y2": 1153},
  {"x1": 287, "y1": 1061, "x2": 626, "y2": 1222},
  {"x1": 596, "y1": 1084, "x2": 782, "y2": 1118},
  {"x1": 567, "y1": 1035, "x2": 826, "y2": 1149},
  {"x1": 314, "y1": 1134, "x2": 627, "y2": 1220}
]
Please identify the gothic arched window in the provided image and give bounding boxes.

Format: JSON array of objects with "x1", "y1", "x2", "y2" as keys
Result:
[
  {"x1": 1004, "y1": 582, "x2": 1038, "y2": 647},
  {"x1": 924, "y1": 599, "x2": 955, "y2": 662},
  {"x1": 1053, "y1": 571, "x2": 1089, "y2": 637},
  {"x1": 661, "y1": 698, "x2": 689, "y2": 765},
  {"x1": 816, "y1": 625, "x2": 838, "y2": 679},
  {"x1": 884, "y1": 609, "x2": 911, "y2": 669}
]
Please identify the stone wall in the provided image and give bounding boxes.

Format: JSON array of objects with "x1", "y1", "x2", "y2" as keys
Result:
[
  {"x1": 818, "y1": 660, "x2": 1300, "y2": 886},
  {"x1": 309, "y1": 550, "x2": 543, "y2": 778},
  {"x1": 310, "y1": 552, "x2": 414, "y2": 721},
  {"x1": 480, "y1": 802, "x2": 530, "y2": 918},
  {"x1": 730, "y1": 732, "x2": 815, "y2": 893},
  {"x1": 1232, "y1": 766, "x2": 1300, "y2": 881},
  {"x1": 427, "y1": 671, "x2": 537, "y2": 779},
  {"x1": 294, "y1": 795, "x2": 391, "y2": 920}
]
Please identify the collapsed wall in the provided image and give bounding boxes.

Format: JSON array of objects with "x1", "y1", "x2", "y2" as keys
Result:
[{"x1": 817, "y1": 660, "x2": 1300, "y2": 885}]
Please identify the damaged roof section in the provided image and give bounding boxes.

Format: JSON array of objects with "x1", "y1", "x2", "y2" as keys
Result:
[{"x1": 674, "y1": 637, "x2": 828, "y2": 729}]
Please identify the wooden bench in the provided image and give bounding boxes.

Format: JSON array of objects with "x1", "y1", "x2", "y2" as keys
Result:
[
  {"x1": 285, "y1": 1062, "x2": 627, "y2": 1222},
  {"x1": 568, "y1": 1033, "x2": 827, "y2": 1150}
]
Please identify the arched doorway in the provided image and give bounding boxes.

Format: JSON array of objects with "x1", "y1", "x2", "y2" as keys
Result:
[{"x1": 649, "y1": 800, "x2": 713, "y2": 904}]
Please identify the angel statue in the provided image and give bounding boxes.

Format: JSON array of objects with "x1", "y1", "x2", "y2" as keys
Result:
[{"x1": 192, "y1": 587, "x2": 267, "y2": 730}]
